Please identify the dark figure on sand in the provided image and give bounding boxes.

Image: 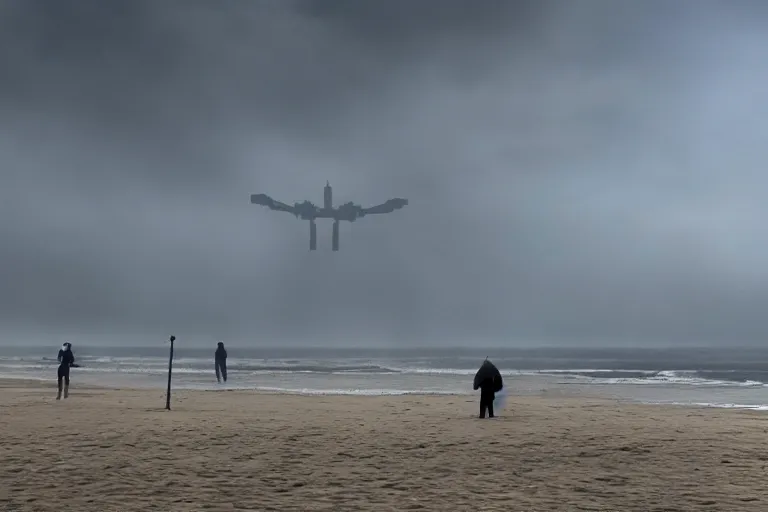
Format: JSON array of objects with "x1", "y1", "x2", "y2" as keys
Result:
[
  {"x1": 56, "y1": 343, "x2": 75, "y2": 400},
  {"x1": 473, "y1": 359, "x2": 503, "y2": 419},
  {"x1": 215, "y1": 342, "x2": 228, "y2": 383}
]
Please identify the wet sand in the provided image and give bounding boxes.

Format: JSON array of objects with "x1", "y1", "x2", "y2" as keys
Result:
[{"x1": 0, "y1": 379, "x2": 766, "y2": 511}]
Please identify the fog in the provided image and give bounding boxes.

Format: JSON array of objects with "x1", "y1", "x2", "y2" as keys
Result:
[{"x1": 2, "y1": 0, "x2": 768, "y2": 347}]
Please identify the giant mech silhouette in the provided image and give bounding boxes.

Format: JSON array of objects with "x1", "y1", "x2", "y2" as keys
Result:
[{"x1": 250, "y1": 182, "x2": 408, "y2": 251}]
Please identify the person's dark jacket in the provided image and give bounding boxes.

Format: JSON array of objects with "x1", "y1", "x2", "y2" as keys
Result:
[
  {"x1": 479, "y1": 374, "x2": 501, "y2": 399},
  {"x1": 215, "y1": 345, "x2": 227, "y2": 362},
  {"x1": 57, "y1": 349, "x2": 75, "y2": 367}
]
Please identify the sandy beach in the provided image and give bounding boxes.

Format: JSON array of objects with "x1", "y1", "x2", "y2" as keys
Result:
[{"x1": 0, "y1": 380, "x2": 766, "y2": 511}]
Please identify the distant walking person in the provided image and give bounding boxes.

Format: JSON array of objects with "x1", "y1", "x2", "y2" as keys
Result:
[
  {"x1": 215, "y1": 342, "x2": 228, "y2": 383},
  {"x1": 57, "y1": 343, "x2": 75, "y2": 400}
]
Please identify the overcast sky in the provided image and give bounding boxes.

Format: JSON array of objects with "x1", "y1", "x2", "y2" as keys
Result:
[{"x1": 2, "y1": 0, "x2": 768, "y2": 347}]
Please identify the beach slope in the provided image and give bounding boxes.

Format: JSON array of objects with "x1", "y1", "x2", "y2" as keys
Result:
[{"x1": 0, "y1": 380, "x2": 766, "y2": 511}]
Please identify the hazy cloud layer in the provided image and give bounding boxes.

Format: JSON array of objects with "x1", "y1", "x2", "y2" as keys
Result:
[{"x1": 2, "y1": 0, "x2": 768, "y2": 346}]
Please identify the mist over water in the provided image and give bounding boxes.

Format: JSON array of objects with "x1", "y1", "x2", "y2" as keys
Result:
[{"x1": 2, "y1": 2, "x2": 768, "y2": 347}]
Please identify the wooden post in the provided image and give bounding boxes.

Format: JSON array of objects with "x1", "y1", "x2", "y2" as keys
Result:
[{"x1": 165, "y1": 335, "x2": 175, "y2": 410}]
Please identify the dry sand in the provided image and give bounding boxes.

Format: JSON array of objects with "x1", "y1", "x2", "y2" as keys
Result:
[{"x1": 0, "y1": 379, "x2": 766, "y2": 512}]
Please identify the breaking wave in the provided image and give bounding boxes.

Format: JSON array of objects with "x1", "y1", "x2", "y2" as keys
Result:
[{"x1": 1, "y1": 355, "x2": 766, "y2": 387}]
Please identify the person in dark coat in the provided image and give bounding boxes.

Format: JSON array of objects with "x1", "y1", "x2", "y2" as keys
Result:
[
  {"x1": 478, "y1": 374, "x2": 499, "y2": 418},
  {"x1": 474, "y1": 359, "x2": 503, "y2": 419},
  {"x1": 56, "y1": 343, "x2": 75, "y2": 400},
  {"x1": 215, "y1": 342, "x2": 228, "y2": 383}
]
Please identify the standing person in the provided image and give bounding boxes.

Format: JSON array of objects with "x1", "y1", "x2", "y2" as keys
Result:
[
  {"x1": 56, "y1": 343, "x2": 75, "y2": 400},
  {"x1": 215, "y1": 342, "x2": 228, "y2": 383},
  {"x1": 478, "y1": 375, "x2": 499, "y2": 418},
  {"x1": 473, "y1": 358, "x2": 503, "y2": 419}
]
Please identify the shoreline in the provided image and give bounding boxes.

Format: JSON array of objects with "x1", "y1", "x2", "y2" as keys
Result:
[
  {"x1": 0, "y1": 376, "x2": 470, "y2": 395},
  {"x1": 3, "y1": 377, "x2": 767, "y2": 413}
]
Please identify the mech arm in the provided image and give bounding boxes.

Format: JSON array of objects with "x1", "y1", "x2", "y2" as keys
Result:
[
  {"x1": 360, "y1": 198, "x2": 409, "y2": 216},
  {"x1": 250, "y1": 194, "x2": 297, "y2": 215}
]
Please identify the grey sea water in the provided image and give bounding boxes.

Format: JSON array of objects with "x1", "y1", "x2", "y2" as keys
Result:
[{"x1": 1, "y1": 345, "x2": 767, "y2": 410}]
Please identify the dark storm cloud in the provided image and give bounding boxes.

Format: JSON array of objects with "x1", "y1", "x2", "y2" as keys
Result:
[{"x1": 2, "y1": 0, "x2": 768, "y2": 346}]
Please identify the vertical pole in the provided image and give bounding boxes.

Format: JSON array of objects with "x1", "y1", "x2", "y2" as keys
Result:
[
  {"x1": 166, "y1": 335, "x2": 175, "y2": 410},
  {"x1": 309, "y1": 219, "x2": 317, "y2": 251},
  {"x1": 324, "y1": 181, "x2": 332, "y2": 210}
]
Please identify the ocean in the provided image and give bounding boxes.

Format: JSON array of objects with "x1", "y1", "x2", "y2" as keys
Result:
[{"x1": 1, "y1": 345, "x2": 767, "y2": 410}]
